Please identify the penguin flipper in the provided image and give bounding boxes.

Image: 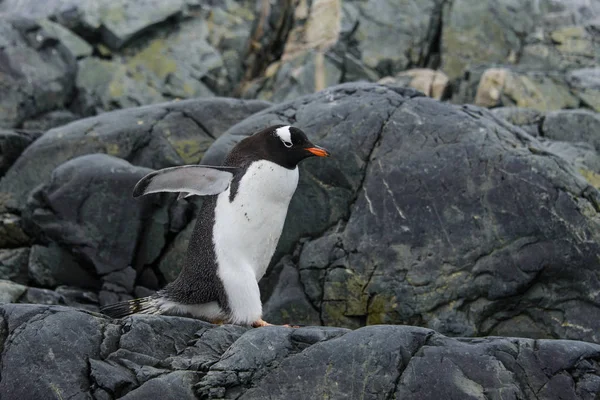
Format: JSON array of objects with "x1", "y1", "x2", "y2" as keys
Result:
[
  {"x1": 100, "y1": 296, "x2": 162, "y2": 318},
  {"x1": 133, "y1": 165, "x2": 239, "y2": 198}
]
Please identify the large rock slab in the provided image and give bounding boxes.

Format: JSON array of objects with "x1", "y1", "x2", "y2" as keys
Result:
[
  {"x1": 0, "y1": 304, "x2": 599, "y2": 399},
  {"x1": 0, "y1": 17, "x2": 77, "y2": 128},
  {"x1": 23, "y1": 154, "x2": 152, "y2": 276},
  {"x1": 206, "y1": 82, "x2": 600, "y2": 343},
  {"x1": 0, "y1": 97, "x2": 270, "y2": 211}
]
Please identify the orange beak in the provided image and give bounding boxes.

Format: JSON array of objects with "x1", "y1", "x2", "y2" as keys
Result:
[{"x1": 306, "y1": 146, "x2": 330, "y2": 157}]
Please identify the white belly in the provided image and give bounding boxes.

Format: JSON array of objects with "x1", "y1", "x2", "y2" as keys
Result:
[{"x1": 212, "y1": 160, "x2": 299, "y2": 324}]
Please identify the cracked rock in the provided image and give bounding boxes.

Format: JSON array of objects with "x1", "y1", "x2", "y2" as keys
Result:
[{"x1": 1, "y1": 304, "x2": 597, "y2": 399}]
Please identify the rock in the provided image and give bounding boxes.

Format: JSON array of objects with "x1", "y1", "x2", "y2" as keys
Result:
[
  {"x1": 0, "y1": 214, "x2": 31, "y2": 248},
  {"x1": 542, "y1": 109, "x2": 600, "y2": 151},
  {"x1": 10, "y1": 1, "x2": 258, "y2": 112},
  {"x1": 473, "y1": 68, "x2": 507, "y2": 108},
  {"x1": 490, "y1": 107, "x2": 544, "y2": 136},
  {"x1": 0, "y1": 304, "x2": 104, "y2": 399},
  {"x1": 23, "y1": 154, "x2": 152, "y2": 276},
  {"x1": 207, "y1": 83, "x2": 600, "y2": 342},
  {"x1": 0, "y1": 0, "x2": 190, "y2": 50},
  {"x1": 157, "y1": 220, "x2": 194, "y2": 282},
  {"x1": 20, "y1": 110, "x2": 79, "y2": 132},
  {"x1": 0, "y1": 280, "x2": 26, "y2": 303},
  {"x1": 0, "y1": 16, "x2": 77, "y2": 128},
  {"x1": 75, "y1": 57, "x2": 166, "y2": 113},
  {"x1": 520, "y1": 24, "x2": 600, "y2": 72},
  {"x1": 37, "y1": 18, "x2": 93, "y2": 58},
  {"x1": 262, "y1": 256, "x2": 322, "y2": 326},
  {"x1": 246, "y1": 50, "x2": 344, "y2": 103},
  {"x1": 241, "y1": 0, "x2": 445, "y2": 101},
  {"x1": 441, "y1": 0, "x2": 600, "y2": 79},
  {"x1": 0, "y1": 130, "x2": 43, "y2": 176},
  {"x1": 379, "y1": 69, "x2": 449, "y2": 100},
  {"x1": 2, "y1": 304, "x2": 598, "y2": 399},
  {"x1": 28, "y1": 243, "x2": 99, "y2": 289},
  {"x1": 0, "y1": 97, "x2": 270, "y2": 211},
  {"x1": 104, "y1": 266, "x2": 137, "y2": 293},
  {"x1": 55, "y1": 286, "x2": 99, "y2": 310},
  {"x1": 22, "y1": 287, "x2": 65, "y2": 305},
  {"x1": 0, "y1": 248, "x2": 30, "y2": 284},
  {"x1": 567, "y1": 68, "x2": 600, "y2": 111},
  {"x1": 341, "y1": 0, "x2": 444, "y2": 75},
  {"x1": 456, "y1": 66, "x2": 581, "y2": 111}
]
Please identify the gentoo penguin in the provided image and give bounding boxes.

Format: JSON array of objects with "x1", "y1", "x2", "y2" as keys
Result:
[{"x1": 101, "y1": 125, "x2": 329, "y2": 327}]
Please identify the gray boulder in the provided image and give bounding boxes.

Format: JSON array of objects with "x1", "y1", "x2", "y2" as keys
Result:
[
  {"x1": 0, "y1": 214, "x2": 31, "y2": 249},
  {"x1": 492, "y1": 107, "x2": 600, "y2": 187},
  {"x1": 28, "y1": 243, "x2": 99, "y2": 289},
  {"x1": 0, "y1": 304, "x2": 599, "y2": 399},
  {"x1": 0, "y1": 248, "x2": 30, "y2": 284},
  {"x1": 0, "y1": 97, "x2": 270, "y2": 211},
  {"x1": 0, "y1": 17, "x2": 77, "y2": 128},
  {"x1": 542, "y1": 109, "x2": 600, "y2": 151},
  {"x1": 23, "y1": 154, "x2": 152, "y2": 276},
  {"x1": 568, "y1": 68, "x2": 600, "y2": 111},
  {"x1": 205, "y1": 83, "x2": 600, "y2": 343}
]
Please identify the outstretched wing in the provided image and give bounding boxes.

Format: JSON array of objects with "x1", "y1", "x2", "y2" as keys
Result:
[{"x1": 133, "y1": 165, "x2": 239, "y2": 198}]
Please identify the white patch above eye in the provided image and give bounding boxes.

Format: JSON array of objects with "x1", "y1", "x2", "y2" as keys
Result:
[{"x1": 275, "y1": 125, "x2": 293, "y2": 148}]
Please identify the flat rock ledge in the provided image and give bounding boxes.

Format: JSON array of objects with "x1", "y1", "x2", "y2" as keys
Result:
[{"x1": 0, "y1": 304, "x2": 598, "y2": 399}]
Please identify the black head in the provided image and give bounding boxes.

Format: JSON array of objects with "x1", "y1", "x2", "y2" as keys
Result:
[{"x1": 226, "y1": 125, "x2": 330, "y2": 169}]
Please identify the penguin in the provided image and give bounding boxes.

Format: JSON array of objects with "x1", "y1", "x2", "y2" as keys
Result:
[{"x1": 101, "y1": 125, "x2": 330, "y2": 327}]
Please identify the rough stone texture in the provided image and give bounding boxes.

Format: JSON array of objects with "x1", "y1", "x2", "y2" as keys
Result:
[
  {"x1": 23, "y1": 154, "x2": 152, "y2": 276},
  {"x1": 0, "y1": 214, "x2": 31, "y2": 249},
  {"x1": 0, "y1": 97, "x2": 270, "y2": 211},
  {"x1": 457, "y1": 66, "x2": 581, "y2": 111},
  {"x1": 541, "y1": 109, "x2": 600, "y2": 152},
  {"x1": 492, "y1": 107, "x2": 600, "y2": 189},
  {"x1": 0, "y1": 248, "x2": 30, "y2": 285},
  {"x1": 240, "y1": 0, "x2": 445, "y2": 102},
  {"x1": 379, "y1": 69, "x2": 449, "y2": 100},
  {"x1": 0, "y1": 304, "x2": 599, "y2": 399},
  {"x1": 19, "y1": 110, "x2": 79, "y2": 132},
  {"x1": 0, "y1": 0, "x2": 191, "y2": 50},
  {"x1": 441, "y1": 0, "x2": 600, "y2": 79},
  {"x1": 205, "y1": 83, "x2": 600, "y2": 343},
  {"x1": 568, "y1": 67, "x2": 600, "y2": 111},
  {"x1": 37, "y1": 18, "x2": 93, "y2": 58},
  {"x1": 28, "y1": 243, "x2": 99, "y2": 289},
  {"x1": 0, "y1": 129, "x2": 42, "y2": 176},
  {"x1": 0, "y1": 16, "x2": 77, "y2": 128},
  {"x1": 491, "y1": 107, "x2": 544, "y2": 137},
  {"x1": 338, "y1": 0, "x2": 444, "y2": 76},
  {"x1": 0, "y1": 280, "x2": 27, "y2": 303}
]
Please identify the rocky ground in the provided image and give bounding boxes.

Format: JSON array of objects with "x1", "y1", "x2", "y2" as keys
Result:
[
  {"x1": 0, "y1": 0, "x2": 599, "y2": 398},
  {"x1": 1, "y1": 304, "x2": 599, "y2": 399}
]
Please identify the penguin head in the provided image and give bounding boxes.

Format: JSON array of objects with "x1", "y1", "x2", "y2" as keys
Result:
[{"x1": 234, "y1": 125, "x2": 330, "y2": 169}]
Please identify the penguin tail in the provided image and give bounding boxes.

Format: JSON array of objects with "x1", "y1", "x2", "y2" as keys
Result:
[{"x1": 100, "y1": 295, "x2": 163, "y2": 319}]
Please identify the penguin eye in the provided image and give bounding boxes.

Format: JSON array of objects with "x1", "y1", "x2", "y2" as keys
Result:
[{"x1": 282, "y1": 139, "x2": 293, "y2": 148}]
